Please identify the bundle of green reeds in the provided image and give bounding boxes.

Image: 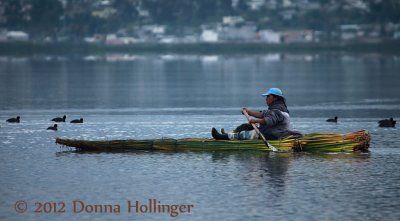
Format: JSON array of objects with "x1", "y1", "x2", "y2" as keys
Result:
[
  {"x1": 56, "y1": 130, "x2": 370, "y2": 152},
  {"x1": 268, "y1": 130, "x2": 370, "y2": 152},
  {"x1": 175, "y1": 139, "x2": 269, "y2": 151}
]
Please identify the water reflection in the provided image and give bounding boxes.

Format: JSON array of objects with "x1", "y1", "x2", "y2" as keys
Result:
[
  {"x1": 1, "y1": 53, "x2": 400, "y2": 118},
  {"x1": 237, "y1": 152, "x2": 292, "y2": 202},
  {"x1": 57, "y1": 148, "x2": 369, "y2": 199},
  {"x1": 1, "y1": 53, "x2": 400, "y2": 62}
]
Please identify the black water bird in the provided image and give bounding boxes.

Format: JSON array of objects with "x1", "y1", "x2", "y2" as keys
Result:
[
  {"x1": 47, "y1": 124, "x2": 58, "y2": 131},
  {"x1": 6, "y1": 116, "x2": 20, "y2": 123},
  {"x1": 378, "y1": 118, "x2": 396, "y2": 127},
  {"x1": 70, "y1": 118, "x2": 83, "y2": 123},
  {"x1": 51, "y1": 115, "x2": 66, "y2": 122},
  {"x1": 326, "y1": 116, "x2": 338, "y2": 123}
]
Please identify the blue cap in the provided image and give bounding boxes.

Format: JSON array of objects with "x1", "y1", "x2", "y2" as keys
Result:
[{"x1": 261, "y1": 88, "x2": 283, "y2": 97}]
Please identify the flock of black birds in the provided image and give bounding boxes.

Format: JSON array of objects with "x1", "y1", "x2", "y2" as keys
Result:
[
  {"x1": 326, "y1": 116, "x2": 396, "y2": 127},
  {"x1": 3, "y1": 115, "x2": 395, "y2": 130},
  {"x1": 4, "y1": 115, "x2": 84, "y2": 131}
]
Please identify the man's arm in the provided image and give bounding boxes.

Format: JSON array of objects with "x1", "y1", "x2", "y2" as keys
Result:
[
  {"x1": 242, "y1": 108, "x2": 263, "y2": 118},
  {"x1": 241, "y1": 108, "x2": 266, "y2": 124}
]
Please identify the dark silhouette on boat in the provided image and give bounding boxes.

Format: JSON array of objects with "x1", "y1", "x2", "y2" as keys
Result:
[{"x1": 212, "y1": 128, "x2": 229, "y2": 140}]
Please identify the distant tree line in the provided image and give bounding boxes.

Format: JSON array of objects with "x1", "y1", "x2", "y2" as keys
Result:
[{"x1": 1, "y1": 0, "x2": 399, "y2": 40}]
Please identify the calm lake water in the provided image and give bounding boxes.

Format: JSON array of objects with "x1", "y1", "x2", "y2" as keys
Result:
[{"x1": 1, "y1": 53, "x2": 400, "y2": 221}]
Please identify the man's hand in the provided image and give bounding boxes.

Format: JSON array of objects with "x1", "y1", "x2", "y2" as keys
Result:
[{"x1": 249, "y1": 118, "x2": 257, "y2": 124}]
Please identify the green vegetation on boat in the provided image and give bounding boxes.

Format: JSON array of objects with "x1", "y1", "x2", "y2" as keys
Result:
[{"x1": 56, "y1": 130, "x2": 370, "y2": 153}]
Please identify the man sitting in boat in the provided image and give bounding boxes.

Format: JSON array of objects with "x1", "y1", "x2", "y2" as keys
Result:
[{"x1": 212, "y1": 88, "x2": 302, "y2": 140}]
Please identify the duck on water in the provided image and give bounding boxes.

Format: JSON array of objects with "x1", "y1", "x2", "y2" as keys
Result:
[
  {"x1": 378, "y1": 118, "x2": 396, "y2": 127},
  {"x1": 6, "y1": 116, "x2": 20, "y2": 123},
  {"x1": 70, "y1": 118, "x2": 83, "y2": 123},
  {"x1": 52, "y1": 115, "x2": 66, "y2": 122},
  {"x1": 326, "y1": 116, "x2": 338, "y2": 123},
  {"x1": 47, "y1": 124, "x2": 58, "y2": 131}
]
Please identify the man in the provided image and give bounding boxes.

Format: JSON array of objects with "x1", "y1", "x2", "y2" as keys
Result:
[{"x1": 212, "y1": 88, "x2": 302, "y2": 140}]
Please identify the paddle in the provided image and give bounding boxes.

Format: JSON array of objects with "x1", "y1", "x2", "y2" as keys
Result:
[{"x1": 242, "y1": 109, "x2": 278, "y2": 152}]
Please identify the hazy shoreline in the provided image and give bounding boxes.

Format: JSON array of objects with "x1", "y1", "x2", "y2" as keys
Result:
[{"x1": 1, "y1": 41, "x2": 400, "y2": 55}]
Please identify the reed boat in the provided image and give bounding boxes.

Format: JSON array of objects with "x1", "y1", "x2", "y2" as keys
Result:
[{"x1": 56, "y1": 130, "x2": 370, "y2": 153}]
